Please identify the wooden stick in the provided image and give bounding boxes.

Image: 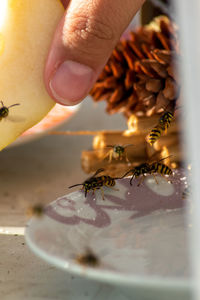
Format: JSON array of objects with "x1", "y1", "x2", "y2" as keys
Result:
[
  {"x1": 92, "y1": 132, "x2": 147, "y2": 149},
  {"x1": 81, "y1": 135, "x2": 182, "y2": 175},
  {"x1": 48, "y1": 130, "x2": 123, "y2": 136}
]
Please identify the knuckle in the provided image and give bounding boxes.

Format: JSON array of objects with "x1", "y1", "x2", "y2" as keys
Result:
[{"x1": 65, "y1": 15, "x2": 115, "y2": 46}]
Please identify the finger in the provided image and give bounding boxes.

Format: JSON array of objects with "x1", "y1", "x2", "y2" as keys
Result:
[{"x1": 44, "y1": 0, "x2": 145, "y2": 105}]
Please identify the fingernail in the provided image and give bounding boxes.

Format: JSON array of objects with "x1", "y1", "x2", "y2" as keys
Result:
[{"x1": 49, "y1": 60, "x2": 94, "y2": 105}]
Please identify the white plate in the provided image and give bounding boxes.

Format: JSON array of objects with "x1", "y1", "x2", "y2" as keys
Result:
[{"x1": 25, "y1": 169, "x2": 192, "y2": 300}]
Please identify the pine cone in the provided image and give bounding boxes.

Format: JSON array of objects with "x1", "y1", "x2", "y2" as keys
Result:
[{"x1": 90, "y1": 16, "x2": 180, "y2": 118}]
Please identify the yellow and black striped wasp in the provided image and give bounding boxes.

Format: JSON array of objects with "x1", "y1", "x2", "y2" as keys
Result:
[
  {"x1": 102, "y1": 144, "x2": 133, "y2": 162},
  {"x1": 150, "y1": 157, "x2": 173, "y2": 176},
  {"x1": 75, "y1": 248, "x2": 100, "y2": 267},
  {"x1": 122, "y1": 163, "x2": 152, "y2": 186},
  {"x1": 123, "y1": 156, "x2": 173, "y2": 186},
  {"x1": 147, "y1": 111, "x2": 174, "y2": 146},
  {"x1": 182, "y1": 186, "x2": 190, "y2": 200},
  {"x1": 0, "y1": 101, "x2": 20, "y2": 121},
  {"x1": 69, "y1": 168, "x2": 119, "y2": 200},
  {"x1": 27, "y1": 204, "x2": 45, "y2": 218}
]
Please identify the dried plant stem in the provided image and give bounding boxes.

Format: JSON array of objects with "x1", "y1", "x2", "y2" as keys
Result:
[
  {"x1": 81, "y1": 130, "x2": 181, "y2": 175},
  {"x1": 49, "y1": 115, "x2": 179, "y2": 137}
]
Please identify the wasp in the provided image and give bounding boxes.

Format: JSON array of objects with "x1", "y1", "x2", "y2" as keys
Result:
[
  {"x1": 102, "y1": 144, "x2": 133, "y2": 162},
  {"x1": 159, "y1": 111, "x2": 174, "y2": 130},
  {"x1": 182, "y1": 186, "x2": 190, "y2": 200},
  {"x1": 150, "y1": 158, "x2": 173, "y2": 177},
  {"x1": 123, "y1": 156, "x2": 173, "y2": 186},
  {"x1": 148, "y1": 111, "x2": 174, "y2": 146},
  {"x1": 75, "y1": 248, "x2": 99, "y2": 267},
  {"x1": 0, "y1": 101, "x2": 20, "y2": 120},
  {"x1": 69, "y1": 168, "x2": 119, "y2": 200},
  {"x1": 27, "y1": 204, "x2": 45, "y2": 218},
  {"x1": 122, "y1": 163, "x2": 152, "y2": 186}
]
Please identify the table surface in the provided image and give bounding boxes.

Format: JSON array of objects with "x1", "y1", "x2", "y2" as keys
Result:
[{"x1": 0, "y1": 97, "x2": 132, "y2": 300}]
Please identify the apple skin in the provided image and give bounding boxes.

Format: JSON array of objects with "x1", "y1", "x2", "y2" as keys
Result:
[{"x1": 0, "y1": 0, "x2": 64, "y2": 150}]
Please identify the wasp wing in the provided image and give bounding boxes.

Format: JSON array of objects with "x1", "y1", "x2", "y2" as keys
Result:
[
  {"x1": 157, "y1": 155, "x2": 173, "y2": 163},
  {"x1": 148, "y1": 155, "x2": 173, "y2": 169},
  {"x1": 90, "y1": 168, "x2": 105, "y2": 179}
]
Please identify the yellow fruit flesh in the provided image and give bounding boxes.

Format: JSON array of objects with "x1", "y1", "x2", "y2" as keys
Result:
[{"x1": 0, "y1": 0, "x2": 64, "y2": 150}]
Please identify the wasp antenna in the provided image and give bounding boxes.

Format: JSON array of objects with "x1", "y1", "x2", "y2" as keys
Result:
[
  {"x1": 114, "y1": 174, "x2": 128, "y2": 180},
  {"x1": 68, "y1": 183, "x2": 83, "y2": 189},
  {"x1": 8, "y1": 103, "x2": 20, "y2": 108},
  {"x1": 120, "y1": 170, "x2": 132, "y2": 179},
  {"x1": 0, "y1": 101, "x2": 4, "y2": 106}
]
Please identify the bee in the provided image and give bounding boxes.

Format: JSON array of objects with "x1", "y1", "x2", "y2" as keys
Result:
[
  {"x1": 102, "y1": 144, "x2": 133, "y2": 162},
  {"x1": 123, "y1": 156, "x2": 173, "y2": 186},
  {"x1": 69, "y1": 168, "x2": 119, "y2": 200},
  {"x1": 0, "y1": 101, "x2": 20, "y2": 120},
  {"x1": 147, "y1": 111, "x2": 174, "y2": 146},
  {"x1": 27, "y1": 204, "x2": 45, "y2": 218},
  {"x1": 75, "y1": 248, "x2": 99, "y2": 267}
]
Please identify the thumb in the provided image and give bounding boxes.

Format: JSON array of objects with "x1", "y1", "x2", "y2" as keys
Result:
[{"x1": 44, "y1": 0, "x2": 145, "y2": 105}]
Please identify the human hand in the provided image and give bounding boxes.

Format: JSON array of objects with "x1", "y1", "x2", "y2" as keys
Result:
[{"x1": 44, "y1": 0, "x2": 145, "y2": 106}]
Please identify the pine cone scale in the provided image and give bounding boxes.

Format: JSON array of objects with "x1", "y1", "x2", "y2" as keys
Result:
[
  {"x1": 90, "y1": 16, "x2": 179, "y2": 117},
  {"x1": 163, "y1": 77, "x2": 178, "y2": 100},
  {"x1": 110, "y1": 60, "x2": 124, "y2": 78},
  {"x1": 135, "y1": 61, "x2": 156, "y2": 78},
  {"x1": 146, "y1": 78, "x2": 162, "y2": 92},
  {"x1": 151, "y1": 49, "x2": 172, "y2": 65},
  {"x1": 109, "y1": 86, "x2": 124, "y2": 103}
]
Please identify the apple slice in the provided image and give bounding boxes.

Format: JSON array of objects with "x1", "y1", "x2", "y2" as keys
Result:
[{"x1": 0, "y1": 0, "x2": 64, "y2": 150}]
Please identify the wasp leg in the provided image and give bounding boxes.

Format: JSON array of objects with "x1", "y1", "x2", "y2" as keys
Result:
[
  {"x1": 137, "y1": 175, "x2": 145, "y2": 187},
  {"x1": 101, "y1": 150, "x2": 110, "y2": 161},
  {"x1": 161, "y1": 174, "x2": 172, "y2": 184},
  {"x1": 84, "y1": 188, "x2": 88, "y2": 198},
  {"x1": 152, "y1": 174, "x2": 159, "y2": 184},
  {"x1": 108, "y1": 150, "x2": 113, "y2": 163},
  {"x1": 125, "y1": 152, "x2": 130, "y2": 163},
  {"x1": 109, "y1": 186, "x2": 119, "y2": 191},
  {"x1": 100, "y1": 187, "x2": 105, "y2": 200}
]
